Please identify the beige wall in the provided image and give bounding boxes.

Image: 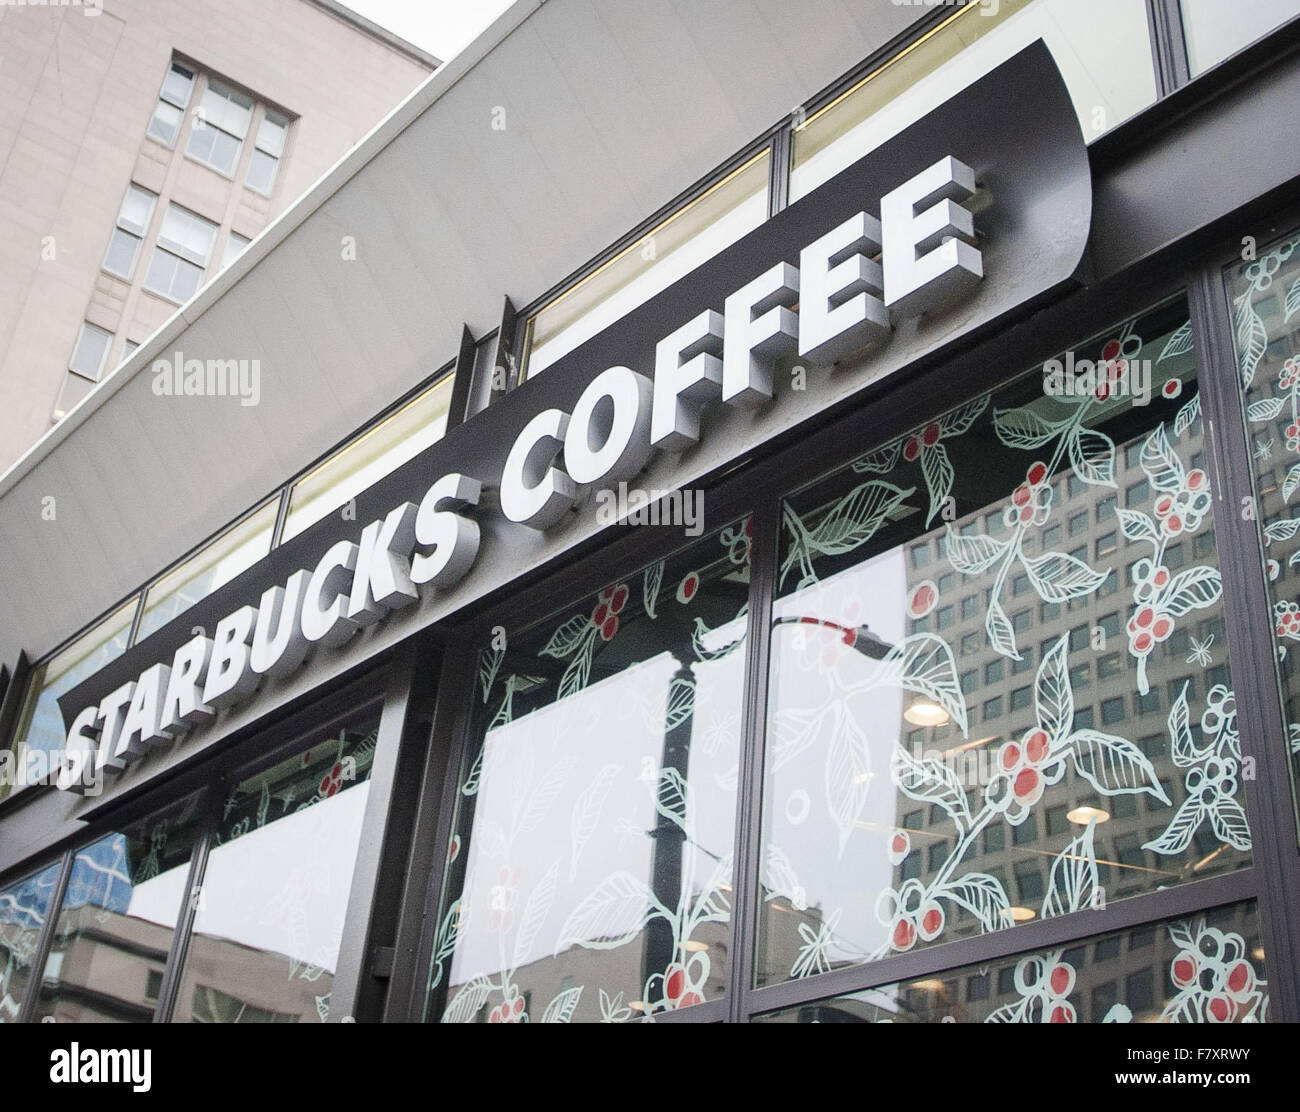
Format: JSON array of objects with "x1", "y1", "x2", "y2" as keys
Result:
[{"x1": 0, "y1": 0, "x2": 433, "y2": 471}]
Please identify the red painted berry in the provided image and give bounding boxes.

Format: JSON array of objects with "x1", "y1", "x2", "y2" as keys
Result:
[
  {"x1": 1025, "y1": 729, "x2": 1050, "y2": 764},
  {"x1": 1101, "y1": 340, "x2": 1121, "y2": 361},
  {"x1": 1172, "y1": 954, "x2": 1198, "y2": 987},
  {"x1": 903, "y1": 437, "x2": 921, "y2": 462},
  {"x1": 893, "y1": 918, "x2": 915, "y2": 950},
  {"x1": 601, "y1": 616, "x2": 619, "y2": 641},
  {"x1": 922, "y1": 422, "x2": 942, "y2": 447},
  {"x1": 1013, "y1": 768, "x2": 1040, "y2": 799},
  {"x1": 1001, "y1": 743, "x2": 1021, "y2": 771},
  {"x1": 1208, "y1": 995, "x2": 1235, "y2": 1022}
]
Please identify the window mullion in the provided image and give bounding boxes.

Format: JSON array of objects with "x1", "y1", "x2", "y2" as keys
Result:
[
  {"x1": 150, "y1": 792, "x2": 217, "y2": 1023},
  {"x1": 16, "y1": 848, "x2": 74, "y2": 1024},
  {"x1": 1186, "y1": 263, "x2": 1300, "y2": 1022},
  {"x1": 726, "y1": 493, "x2": 780, "y2": 1023}
]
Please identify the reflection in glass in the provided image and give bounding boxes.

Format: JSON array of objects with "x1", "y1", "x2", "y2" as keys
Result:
[
  {"x1": 136, "y1": 500, "x2": 278, "y2": 642},
  {"x1": 1182, "y1": 0, "x2": 1300, "y2": 76},
  {"x1": 521, "y1": 152, "x2": 770, "y2": 380},
  {"x1": 33, "y1": 798, "x2": 203, "y2": 1022},
  {"x1": 170, "y1": 709, "x2": 380, "y2": 1023},
  {"x1": 0, "y1": 601, "x2": 137, "y2": 802},
  {"x1": 789, "y1": 0, "x2": 1156, "y2": 201},
  {"x1": 1224, "y1": 227, "x2": 1300, "y2": 839},
  {"x1": 428, "y1": 521, "x2": 753, "y2": 1022},
  {"x1": 757, "y1": 301, "x2": 1248, "y2": 988},
  {"x1": 281, "y1": 375, "x2": 453, "y2": 541},
  {"x1": 0, "y1": 865, "x2": 60, "y2": 1022},
  {"x1": 758, "y1": 902, "x2": 1267, "y2": 1023}
]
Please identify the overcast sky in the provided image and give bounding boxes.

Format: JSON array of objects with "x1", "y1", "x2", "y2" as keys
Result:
[{"x1": 338, "y1": 0, "x2": 517, "y2": 61}]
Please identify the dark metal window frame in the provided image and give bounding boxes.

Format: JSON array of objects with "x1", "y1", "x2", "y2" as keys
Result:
[{"x1": 397, "y1": 197, "x2": 1300, "y2": 1022}]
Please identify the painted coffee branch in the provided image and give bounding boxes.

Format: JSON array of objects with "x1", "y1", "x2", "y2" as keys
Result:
[{"x1": 1, "y1": 0, "x2": 1299, "y2": 1026}]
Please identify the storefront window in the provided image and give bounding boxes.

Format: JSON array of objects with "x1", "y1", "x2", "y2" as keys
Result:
[
  {"x1": 1182, "y1": 0, "x2": 1300, "y2": 77},
  {"x1": 1224, "y1": 225, "x2": 1300, "y2": 839},
  {"x1": 33, "y1": 797, "x2": 205, "y2": 1022},
  {"x1": 427, "y1": 521, "x2": 753, "y2": 1022},
  {"x1": 519, "y1": 151, "x2": 770, "y2": 380},
  {"x1": 0, "y1": 864, "x2": 60, "y2": 1022},
  {"x1": 136, "y1": 499, "x2": 278, "y2": 642},
  {"x1": 757, "y1": 301, "x2": 1250, "y2": 988},
  {"x1": 0, "y1": 601, "x2": 137, "y2": 802},
  {"x1": 789, "y1": 0, "x2": 1157, "y2": 202},
  {"x1": 280, "y1": 374, "x2": 453, "y2": 541},
  {"x1": 757, "y1": 902, "x2": 1267, "y2": 1022},
  {"x1": 169, "y1": 708, "x2": 379, "y2": 1022}
]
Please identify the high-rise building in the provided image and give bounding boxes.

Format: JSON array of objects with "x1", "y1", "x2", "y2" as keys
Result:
[{"x1": 0, "y1": 0, "x2": 437, "y2": 470}]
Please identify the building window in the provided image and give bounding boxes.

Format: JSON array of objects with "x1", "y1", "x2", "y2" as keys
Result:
[
  {"x1": 789, "y1": 0, "x2": 1157, "y2": 201},
  {"x1": 246, "y1": 110, "x2": 288, "y2": 195},
  {"x1": 747, "y1": 300, "x2": 1246, "y2": 987},
  {"x1": 223, "y1": 231, "x2": 251, "y2": 270},
  {"x1": 1182, "y1": 0, "x2": 1300, "y2": 76},
  {"x1": 1224, "y1": 224, "x2": 1300, "y2": 835},
  {"x1": 147, "y1": 60, "x2": 195, "y2": 146},
  {"x1": 519, "y1": 150, "x2": 770, "y2": 380},
  {"x1": 186, "y1": 79, "x2": 253, "y2": 176},
  {"x1": 169, "y1": 708, "x2": 379, "y2": 1022},
  {"x1": 68, "y1": 322, "x2": 113, "y2": 382},
  {"x1": 281, "y1": 373, "x2": 454, "y2": 542},
  {"x1": 32, "y1": 798, "x2": 204, "y2": 1022},
  {"x1": 427, "y1": 523, "x2": 750, "y2": 1021},
  {"x1": 0, "y1": 864, "x2": 61, "y2": 1021},
  {"x1": 145, "y1": 204, "x2": 219, "y2": 303},
  {"x1": 102, "y1": 184, "x2": 157, "y2": 280},
  {"x1": 135, "y1": 499, "x2": 278, "y2": 642},
  {"x1": 0, "y1": 601, "x2": 137, "y2": 803}
]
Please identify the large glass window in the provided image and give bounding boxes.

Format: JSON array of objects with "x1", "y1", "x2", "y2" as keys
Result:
[
  {"x1": 757, "y1": 902, "x2": 1267, "y2": 1023},
  {"x1": 136, "y1": 499, "x2": 278, "y2": 643},
  {"x1": 756, "y1": 301, "x2": 1249, "y2": 987},
  {"x1": 147, "y1": 60, "x2": 195, "y2": 147},
  {"x1": 0, "y1": 601, "x2": 137, "y2": 802},
  {"x1": 186, "y1": 79, "x2": 252, "y2": 176},
  {"x1": 789, "y1": 0, "x2": 1157, "y2": 202},
  {"x1": 0, "y1": 864, "x2": 60, "y2": 1022},
  {"x1": 145, "y1": 203, "x2": 218, "y2": 304},
  {"x1": 519, "y1": 150, "x2": 770, "y2": 380},
  {"x1": 1224, "y1": 226, "x2": 1300, "y2": 838},
  {"x1": 102, "y1": 184, "x2": 157, "y2": 280},
  {"x1": 280, "y1": 374, "x2": 454, "y2": 542},
  {"x1": 169, "y1": 708, "x2": 380, "y2": 1023},
  {"x1": 1182, "y1": 0, "x2": 1300, "y2": 76},
  {"x1": 32, "y1": 798, "x2": 205, "y2": 1022},
  {"x1": 426, "y1": 521, "x2": 753, "y2": 1022}
]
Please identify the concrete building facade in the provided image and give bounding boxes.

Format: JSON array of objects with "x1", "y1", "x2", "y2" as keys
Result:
[{"x1": 0, "y1": 0, "x2": 436, "y2": 470}]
